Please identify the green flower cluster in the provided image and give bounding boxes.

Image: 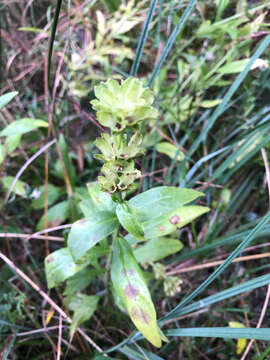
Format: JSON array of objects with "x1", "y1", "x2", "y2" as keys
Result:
[{"x1": 91, "y1": 78, "x2": 158, "y2": 194}]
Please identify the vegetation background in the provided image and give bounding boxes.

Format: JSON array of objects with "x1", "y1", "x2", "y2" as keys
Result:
[{"x1": 0, "y1": 0, "x2": 270, "y2": 359}]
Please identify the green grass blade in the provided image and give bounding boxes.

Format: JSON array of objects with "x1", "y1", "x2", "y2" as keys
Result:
[
  {"x1": 130, "y1": 0, "x2": 158, "y2": 76},
  {"x1": 148, "y1": 0, "x2": 197, "y2": 87},
  {"x1": 166, "y1": 328, "x2": 270, "y2": 340},
  {"x1": 186, "y1": 33, "x2": 270, "y2": 157},
  {"x1": 163, "y1": 211, "x2": 270, "y2": 319},
  {"x1": 254, "y1": 346, "x2": 270, "y2": 360},
  {"x1": 162, "y1": 273, "x2": 270, "y2": 320},
  {"x1": 47, "y1": 0, "x2": 63, "y2": 90}
]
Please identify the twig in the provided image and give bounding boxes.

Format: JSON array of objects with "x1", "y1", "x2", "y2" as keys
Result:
[
  {"x1": 4, "y1": 139, "x2": 56, "y2": 204},
  {"x1": 0, "y1": 251, "x2": 106, "y2": 355},
  {"x1": 240, "y1": 285, "x2": 270, "y2": 360},
  {"x1": 166, "y1": 252, "x2": 270, "y2": 275},
  {"x1": 24, "y1": 224, "x2": 72, "y2": 242},
  {"x1": 57, "y1": 315, "x2": 62, "y2": 360},
  {"x1": 0, "y1": 233, "x2": 63, "y2": 242}
]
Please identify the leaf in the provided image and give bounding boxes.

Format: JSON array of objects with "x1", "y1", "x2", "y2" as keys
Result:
[
  {"x1": 45, "y1": 247, "x2": 87, "y2": 289},
  {"x1": 79, "y1": 182, "x2": 116, "y2": 217},
  {"x1": 229, "y1": 321, "x2": 247, "y2": 355},
  {"x1": 200, "y1": 99, "x2": 222, "y2": 108},
  {"x1": 217, "y1": 58, "x2": 267, "y2": 74},
  {"x1": 0, "y1": 118, "x2": 48, "y2": 137},
  {"x1": 6, "y1": 134, "x2": 21, "y2": 153},
  {"x1": 37, "y1": 201, "x2": 69, "y2": 230},
  {"x1": 0, "y1": 92, "x2": 18, "y2": 111},
  {"x1": 18, "y1": 27, "x2": 49, "y2": 35},
  {"x1": 58, "y1": 134, "x2": 76, "y2": 189},
  {"x1": 68, "y1": 213, "x2": 119, "y2": 261},
  {"x1": 31, "y1": 184, "x2": 63, "y2": 210},
  {"x1": 134, "y1": 237, "x2": 183, "y2": 263},
  {"x1": 156, "y1": 142, "x2": 185, "y2": 161},
  {"x1": 0, "y1": 144, "x2": 6, "y2": 165},
  {"x1": 116, "y1": 202, "x2": 145, "y2": 240},
  {"x1": 143, "y1": 205, "x2": 209, "y2": 238},
  {"x1": 129, "y1": 186, "x2": 205, "y2": 222},
  {"x1": 111, "y1": 237, "x2": 162, "y2": 347},
  {"x1": 1, "y1": 176, "x2": 28, "y2": 197},
  {"x1": 64, "y1": 268, "x2": 100, "y2": 296},
  {"x1": 66, "y1": 293, "x2": 99, "y2": 336}
]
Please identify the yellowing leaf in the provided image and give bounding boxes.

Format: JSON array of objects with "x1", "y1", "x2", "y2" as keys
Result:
[
  {"x1": 111, "y1": 237, "x2": 162, "y2": 347},
  {"x1": 200, "y1": 99, "x2": 222, "y2": 108},
  {"x1": 46, "y1": 309, "x2": 55, "y2": 325},
  {"x1": 156, "y1": 142, "x2": 184, "y2": 161},
  {"x1": 229, "y1": 321, "x2": 247, "y2": 355}
]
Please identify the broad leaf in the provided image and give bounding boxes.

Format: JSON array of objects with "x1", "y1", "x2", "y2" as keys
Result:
[
  {"x1": 65, "y1": 293, "x2": 99, "y2": 336},
  {"x1": 68, "y1": 213, "x2": 119, "y2": 261},
  {"x1": 143, "y1": 205, "x2": 209, "y2": 238},
  {"x1": 80, "y1": 182, "x2": 116, "y2": 217},
  {"x1": 1, "y1": 176, "x2": 28, "y2": 197},
  {"x1": 134, "y1": 237, "x2": 183, "y2": 263},
  {"x1": 156, "y1": 142, "x2": 184, "y2": 161},
  {"x1": 45, "y1": 247, "x2": 87, "y2": 289},
  {"x1": 31, "y1": 184, "x2": 63, "y2": 210},
  {"x1": 37, "y1": 201, "x2": 69, "y2": 230},
  {"x1": 116, "y1": 202, "x2": 145, "y2": 240},
  {"x1": 64, "y1": 268, "x2": 100, "y2": 296},
  {"x1": 0, "y1": 118, "x2": 48, "y2": 137},
  {"x1": 6, "y1": 134, "x2": 21, "y2": 153},
  {"x1": 0, "y1": 144, "x2": 6, "y2": 165},
  {"x1": 129, "y1": 186, "x2": 205, "y2": 222},
  {"x1": 111, "y1": 237, "x2": 162, "y2": 348},
  {"x1": 0, "y1": 91, "x2": 18, "y2": 111}
]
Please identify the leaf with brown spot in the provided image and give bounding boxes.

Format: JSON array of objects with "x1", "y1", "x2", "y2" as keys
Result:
[{"x1": 111, "y1": 237, "x2": 162, "y2": 347}]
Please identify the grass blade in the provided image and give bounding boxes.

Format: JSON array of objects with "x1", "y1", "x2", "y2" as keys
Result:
[
  {"x1": 130, "y1": 0, "x2": 158, "y2": 76},
  {"x1": 166, "y1": 328, "x2": 270, "y2": 341},
  {"x1": 148, "y1": 0, "x2": 197, "y2": 87},
  {"x1": 47, "y1": 0, "x2": 63, "y2": 90},
  {"x1": 162, "y1": 273, "x2": 270, "y2": 320},
  {"x1": 162, "y1": 211, "x2": 270, "y2": 319}
]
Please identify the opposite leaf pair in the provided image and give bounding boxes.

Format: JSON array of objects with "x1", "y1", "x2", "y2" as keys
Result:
[{"x1": 45, "y1": 184, "x2": 209, "y2": 347}]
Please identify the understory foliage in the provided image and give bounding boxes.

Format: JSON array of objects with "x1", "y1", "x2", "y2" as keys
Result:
[{"x1": 1, "y1": 0, "x2": 270, "y2": 359}]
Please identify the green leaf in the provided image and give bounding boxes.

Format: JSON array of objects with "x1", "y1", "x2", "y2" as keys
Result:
[
  {"x1": 200, "y1": 99, "x2": 222, "y2": 108},
  {"x1": 0, "y1": 92, "x2": 18, "y2": 111},
  {"x1": 134, "y1": 237, "x2": 183, "y2": 263},
  {"x1": 6, "y1": 134, "x2": 21, "y2": 153},
  {"x1": 37, "y1": 201, "x2": 69, "y2": 230},
  {"x1": 0, "y1": 144, "x2": 6, "y2": 165},
  {"x1": 143, "y1": 205, "x2": 209, "y2": 238},
  {"x1": 79, "y1": 182, "x2": 116, "y2": 217},
  {"x1": 64, "y1": 268, "x2": 100, "y2": 296},
  {"x1": 45, "y1": 247, "x2": 87, "y2": 289},
  {"x1": 0, "y1": 118, "x2": 48, "y2": 137},
  {"x1": 166, "y1": 328, "x2": 270, "y2": 341},
  {"x1": 58, "y1": 134, "x2": 76, "y2": 189},
  {"x1": 1, "y1": 176, "x2": 27, "y2": 197},
  {"x1": 217, "y1": 58, "x2": 266, "y2": 74},
  {"x1": 66, "y1": 293, "x2": 99, "y2": 336},
  {"x1": 31, "y1": 184, "x2": 63, "y2": 210},
  {"x1": 111, "y1": 237, "x2": 162, "y2": 348},
  {"x1": 116, "y1": 202, "x2": 145, "y2": 240},
  {"x1": 156, "y1": 142, "x2": 184, "y2": 161},
  {"x1": 129, "y1": 186, "x2": 205, "y2": 222},
  {"x1": 68, "y1": 213, "x2": 119, "y2": 261}
]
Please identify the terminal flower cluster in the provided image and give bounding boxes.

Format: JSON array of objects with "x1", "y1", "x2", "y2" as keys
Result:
[{"x1": 91, "y1": 78, "x2": 158, "y2": 193}]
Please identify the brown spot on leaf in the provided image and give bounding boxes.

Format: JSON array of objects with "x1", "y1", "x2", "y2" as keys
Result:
[
  {"x1": 170, "y1": 215, "x2": 180, "y2": 225},
  {"x1": 131, "y1": 307, "x2": 150, "y2": 324},
  {"x1": 125, "y1": 284, "x2": 139, "y2": 300},
  {"x1": 128, "y1": 269, "x2": 135, "y2": 276},
  {"x1": 159, "y1": 226, "x2": 164, "y2": 231},
  {"x1": 46, "y1": 256, "x2": 54, "y2": 263},
  {"x1": 78, "y1": 218, "x2": 88, "y2": 225}
]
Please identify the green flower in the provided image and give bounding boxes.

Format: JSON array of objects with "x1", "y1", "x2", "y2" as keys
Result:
[
  {"x1": 95, "y1": 132, "x2": 144, "y2": 162},
  {"x1": 98, "y1": 160, "x2": 141, "y2": 193},
  {"x1": 91, "y1": 78, "x2": 158, "y2": 132}
]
